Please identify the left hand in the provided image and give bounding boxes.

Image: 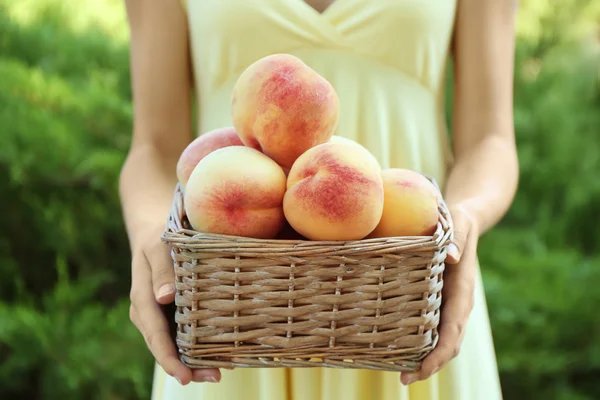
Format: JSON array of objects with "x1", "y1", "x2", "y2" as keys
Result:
[{"x1": 400, "y1": 204, "x2": 479, "y2": 385}]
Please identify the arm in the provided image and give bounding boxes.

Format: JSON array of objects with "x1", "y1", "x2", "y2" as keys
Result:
[
  {"x1": 444, "y1": 0, "x2": 519, "y2": 236},
  {"x1": 120, "y1": 0, "x2": 220, "y2": 385},
  {"x1": 401, "y1": 0, "x2": 519, "y2": 384},
  {"x1": 120, "y1": 0, "x2": 192, "y2": 247}
]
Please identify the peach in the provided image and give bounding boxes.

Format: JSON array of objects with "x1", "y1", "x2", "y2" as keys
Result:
[
  {"x1": 369, "y1": 169, "x2": 440, "y2": 238},
  {"x1": 328, "y1": 135, "x2": 379, "y2": 166},
  {"x1": 176, "y1": 126, "x2": 244, "y2": 187},
  {"x1": 276, "y1": 221, "x2": 307, "y2": 241},
  {"x1": 184, "y1": 146, "x2": 287, "y2": 239},
  {"x1": 231, "y1": 53, "x2": 339, "y2": 169},
  {"x1": 283, "y1": 142, "x2": 383, "y2": 241}
]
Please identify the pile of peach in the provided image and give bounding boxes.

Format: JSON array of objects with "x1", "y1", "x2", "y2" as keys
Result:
[{"x1": 176, "y1": 54, "x2": 440, "y2": 241}]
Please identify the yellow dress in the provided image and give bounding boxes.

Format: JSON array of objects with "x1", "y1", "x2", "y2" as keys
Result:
[{"x1": 152, "y1": 1, "x2": 503, "y2": 399}]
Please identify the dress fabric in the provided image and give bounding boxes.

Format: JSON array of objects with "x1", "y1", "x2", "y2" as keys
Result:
[{"x1": 152, "y1": 1, "x2": 503, "y2": 399}]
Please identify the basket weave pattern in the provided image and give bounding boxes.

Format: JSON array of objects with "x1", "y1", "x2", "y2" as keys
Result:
[{"x1": 162, "y1": 183, "x2": 453, "y2": 372}]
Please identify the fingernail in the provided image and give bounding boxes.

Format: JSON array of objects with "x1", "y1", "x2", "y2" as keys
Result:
[
  {"x1": 202, "y1": 376, "x2": 218, "y2": 383},
  {"x1": 175, "y1": 376, "x2": 183, "y2": 385},
  {"x1": 157, "y1": 284, "x2": 174, "y2": 300},
  {"x1": 403, "y1": 374, "x2": 417, "y2": 386},
  {"x1": 447, "y1": 243, "x2": 459, "y2": 260}
]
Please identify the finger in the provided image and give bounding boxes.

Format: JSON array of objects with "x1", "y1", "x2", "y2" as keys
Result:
[
  {"x1": 446, "y1": 242, "x2": 461, "y2": 264},
  {"x1": 147, "y1": 242, "x2": 177, "y2": 304},
  {"x1": 401, "y1": 232, "x2": 477, "y2": 385},
  {"x1": 429, "y1": 307, "x2": 471, "y2": 373},
  {"x1": 400, "y1": 291, "x2": 471, "y2": 385},
  {"x1": 443, "y1": 228, "x2": 477, "y2": 301},
  {"x1": 445, "y1": 226, "x2": 468, "y2": 264},
  {"x1": 401, "y1": 286, "x2": 469, "y2": 384},
  {"x1": 192, "y1": 368, "x2": 222, "y2": 383},
  {"x1": 445, "y1": 204, "x2": 476, "y2": 264},
  {"x1": 131, "y1": 252, "x2": 194, "y2": 385}
]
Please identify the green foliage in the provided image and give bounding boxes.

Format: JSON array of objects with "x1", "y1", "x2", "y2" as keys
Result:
[
  {"x1": 0, "y1": 0, "x2": 152, "y2": 398},
  {"x1": 0, "y1": 0, "x2": 598, "y2": 399},
  {"x1": 478, "y1": 3, "x2": 600, "y2": 399},
  {"x1": 0, "y1": 262, "x2": 152, "y2": 400}
]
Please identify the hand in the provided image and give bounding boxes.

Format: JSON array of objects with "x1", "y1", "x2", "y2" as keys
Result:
[
  {"x1": 400, "y1": 204, "x2": 479, "y2": 385},
  {"x1": 128, "y1": 222, "x2": 222, "y2": 385}
]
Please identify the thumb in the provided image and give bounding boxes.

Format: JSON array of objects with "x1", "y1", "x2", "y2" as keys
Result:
[
  {"x1": 446, "y1": 242, "x2": 462, "y2": 264},
  {"x1": 445, "y1": 206, "x2": 473, "y2": 265},
  {"x1": 147, "y1": 243, "x2": 177, "y2": 304}
]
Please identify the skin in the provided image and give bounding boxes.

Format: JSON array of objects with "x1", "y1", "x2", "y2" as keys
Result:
[
  {"x1": 400, "y1": 0, "x2": 520, "y2": 385},
  {"x1": 120, "y1": 0, "x2": 220, "y2": 385},
  {"x1": 305, "y1": 0, "x2": 336, "y2": 14},
  {"x1": 120, "y1": 0, "x2": 519, "y2": 387}
]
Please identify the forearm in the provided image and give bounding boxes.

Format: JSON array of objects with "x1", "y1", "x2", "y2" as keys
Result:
[
  {"x1": 119, "y1": 143, "x2": 181, "y2": 248},
  {"x1": 444, "y1": 134, "x2": 519, "y2": 235}
]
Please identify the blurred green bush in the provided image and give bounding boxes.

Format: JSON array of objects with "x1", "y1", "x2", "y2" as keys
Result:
[
  {"x1": 0, "y1": 0, "x2": 598, "y2": 399},
  {"x1": 479, "y1": 5, "x2": 600, "y2": 399},
  {"x1": 0, "y1": 1, "x2": 151, "y2": 399}
]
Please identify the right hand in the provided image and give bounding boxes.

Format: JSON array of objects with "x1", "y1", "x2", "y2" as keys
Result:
[{"x1": 128, "y1": 222, "x2": 222, "y2": 385}]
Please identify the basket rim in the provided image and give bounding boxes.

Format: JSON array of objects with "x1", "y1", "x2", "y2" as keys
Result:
[{"x1": 162, "y1": 175, "x2": 454, "y2": 250}]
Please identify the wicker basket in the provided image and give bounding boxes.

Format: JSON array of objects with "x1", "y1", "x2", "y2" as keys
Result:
[{"x1": 161, "y1": 180, "x2": 453, "y2": 373}]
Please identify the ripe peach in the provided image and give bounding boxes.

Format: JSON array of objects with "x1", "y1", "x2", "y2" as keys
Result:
[
  {"x1": 328, "y1": 135, "x2": 379, "y2": 166},
  {"x1": 283, "y1": 142, "x2": 383, "y2": 241},
  {"x1": 176, "y1": 126, "x2": 244, "y2": 187},
  {"x1": 184, "y1": 146, "x2": 287, "y2": 239},
  {"x1": 369, "y1": 169, "x2": 440, "y2": 238},
  {"x1": 231, "y1": 54, "x2": 339, "y2": 169}
]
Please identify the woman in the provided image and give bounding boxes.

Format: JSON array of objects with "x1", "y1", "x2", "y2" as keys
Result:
[{"x1": 120, "y1": 0, "x2": 519, "y2": 399}]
